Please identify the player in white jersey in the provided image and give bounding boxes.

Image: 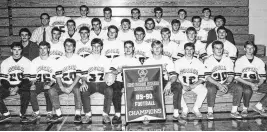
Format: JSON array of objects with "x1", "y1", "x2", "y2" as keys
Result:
[
  {"x1": 133, "y1": 27, "x2": 152, "y2": 64},
  {"x1": 192, "y1": 16, "x2": 208, "y2": 42},
  {"x1": 170, "y1": 19, "x2": 187, "y2": 45},
  {"x1": 29, "y1": 41, "x2": 56, "y2": 122},
  {"x1": 102, "y1": 25, "x2": 124, "y2": 62},
  {"x1": 175, "y1": 43, "x2": 207, "y2": 118},
  {"x1": 80, "y1": 38, "x2": 117, "y2": 124},
  {"x1": 177, "y1": 9, "x2": 193, "y2": 32},
  {"x1": 49, "y1": 5, "x2": 71, "y2": 33},
  {"x1": 75, "y1": 5, "x2": 91, "y2": 31},
  {"x1": 90, "y1": 18, "x2": 108, "y2": 40},
  {"x1": 206, "y1": 26, "x2": 237, "y2": 62},
  {"x1": 0, "y1": 42, "x2": 32, "y2": 123},
  {"x1": 160, "y1": 28, "x2": 179, "y2": 61},
  {"x1": 205, "y1": 41, "x2": 243, "y2": 119},
  {"x1": 130, "y1": 8, "x2": 145, "y2": 30},
  {"x1": 117, "y1": 19, "x2": 135, "y2": 42},
  {"x1": 153, "y1": 7, "x2": 171, "y2": 30},
  {"x1": 235, "y1": 41, "x2": 267, "y2": 117},
  {"x1": 48, "y1": 38, "x2": 83, "y2": 123},
  {"x1": 48, "y1": 27, "x2": 65, "y2": 60},
  {"x1": 143, "y1": 40, "x2": 184, "y2": 122},
  {"x1": 101, "y1": 7, "x2": 120, "y2": 30},
  {"x1": 177, "y1": 27, "x2": 207, "y2": 61},
  {"x1": 75, "y1": 26, "x2": 92, "y2": 58},
  {"x1": 61, "y1": 19, "x2": 80, "y2": 41},
  {"x1": 144, "y1": 18, "x2": 161, "y2": 43},
  {"x1": 200, "y1": 8, "x2": 216, "y2": 34}
]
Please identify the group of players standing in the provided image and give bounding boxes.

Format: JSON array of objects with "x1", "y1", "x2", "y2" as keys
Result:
[{"x1": 0, "y1": 5, "x2": 267, "y2": 125}]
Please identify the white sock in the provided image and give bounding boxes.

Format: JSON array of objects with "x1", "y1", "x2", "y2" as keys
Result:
[
  {"x1": 173, "y1": 109, "x2": 179, "y2": 117},
  {"x1": 243, "y1": 106, "x2": 248, "y2": 110},
  {"x1": 86, "y1": 112, "x2": 92, "y2": 117},
  {"x1": 3, "y1": 111, "x2": 10, "y2": 116},
  {"x1": 47, "y1": 111, "x2": 52, "y2": 114},
  {"x1": 75, "y1": 110, "x2": 81, "y2": 115},
  {"x1": 115, "y1": 113, "x2": 121, "y2": 117},
  {"x1": 55, "y1": 109, "x2": 62, "y2": 116},
  {"x1": 208, "y1": 107, "x2": 213, "y2": 113},
  {"x1": 182, "y1": 107, "x2": 188, "y2": 113},
  {"x1": 256, "y1": 102, "x2": 263, "y2": 110},
  {"x1": 102, "y1": 112, "x2": 108, "y2": 116},
  {"x1": 231, "y1": 106, "x2": 238, "y2": 113},
  {"x1": 34, "y1": 111, "x2": 40, "y2": 115}
]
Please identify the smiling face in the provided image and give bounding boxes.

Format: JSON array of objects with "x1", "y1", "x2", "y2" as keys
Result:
[
  {"x1": 131, "y1": 10, "x2": 140, "y2": 19},
  {"x1": 217, "y1": 29, "x2": 227, "y2": 39},
  {"x1": 56, "y1": 6, "x2": 64, "y2": 16},
  {"x1": 64, "y1": 41, "x2": 75, "y2": 53},
  {"x1": 124, "y1": 43, "x2": 134, "y2": 55},
  {"x1": 20, "y1": 31, "x2": 30, "y2": 42},
  {"x1": 41, "y1": 14, "x2": 50, "y2": 26},
  {"x1": 80, "y1": 7, "x2": 88, "y2": 16},
  {"x1": 184, "y1": 46, "x2": 194, "y2": 58},
  {"x1": 186, "y1": 30, "x2": 196, "y2": 41},
  {"x1": 152, "y1": 44, "x2": 163, "y2": 55},
  {"x1": 79, "y1": 29, "x2": 90, "y2": 40},
  {"x1": 107, "y1": 28, "x2": 117, "y2": 39},
  {"x1": 192, "y1": 18, "x2": 201, "y2": 28},
  {"x1": 91, "y1": 43, "x2": 102, "y2": 54},
  {"x1": 39, "y1": 45, "x2": 49, "y2": 57},
  {"x1": 213, "y1": 44, "x2": 224, "y2": 56},
  {"x1": 135, "y1": 31, "x2": 145, "y2": 41},
  {"x1": 161, "y1": 31, "x2": 171, "y2": 40}
]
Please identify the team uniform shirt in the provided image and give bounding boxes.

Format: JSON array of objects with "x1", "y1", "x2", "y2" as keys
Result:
[
  {"x1": 30, "y1": 26, "x2": 53, "y2": 45},
  {"x1": 60, "y1": 31, "x2": 80, "y2": 42},
  {"x1": 196, "y1": 28, "x2": 208, "y2": 41},
  {"x1": 30, "y1": 57, "x2": 57, "y2": 83},
  {"x1": 200, "y1": 19, "x2": 216, "y2": 32},
  {"x1": 175, "y1": 57, "x2": 205, "y2": 86},
  {"x1": 143, "y1": 56, "x2": 176, "y2": 80},
  {"x1": 90, "y1": 30, "x2": 108, "y2": 40},
  {"x1": 179, "y1": 19, "x2": 193, "y2": 32},
  {"x1": 144, "y1": 30, "x2": 161, "y2": 43},
  {"x1": 49, "y1": 16, "x2": 71, "y2": 32},
  {"x1": 177, "y1": 40, "x2": 207, "y2": 59},
  {"x1": 162, "y1": 41, "x2": 179, "y2": 59},
  {"x1": 48, "y1": 40, "x2": 65, "y2": 60},
  {"x1": 82, "y1": 55, "x2": 111, "y2": 83},
  {"x1": 154, "y1": 18, "x2": 171, "y2": 30},
  {"x1": 117, "y1": 30, "x2": 135, "y2": 42},
  {"x1": 235, "y1": 55, "x2": 266, "y2": 81},
  {"x1": 74, "y1": 17, "x2": 91, "y2": 31},
  {"x1": 207, "y1": 40, "x2": 237, "y2": 61},
  {"x1": 0, "y1": 56, "x2": 31, "y2": 85},
  {"x1": 102, "y1": 39, "x2": 124, "y2": 62},
  {"x1": 75, "y1": 40, "x2": 92, "y2": 58},
  {"x1": 130, "y1": 19, "x2": 145, "y2": 30},
  {"x1": 111, "y1": 56, "x2": 141, "y2": 82},
  {"x1": 134, "y1": 41, "x2": 152, "y2": 64},
  {"x1": 55, "y1": 54, "x2": 84, "y2": 85},
  {"x1": 204, "y1": 55, "x2": 234, "y2": 84},
  {"x1": 100, "y1": 18, "x2": 120, "y2": 30},
  {"x1": 170, "y1": 30, "x2": 187, "y2": 45}
]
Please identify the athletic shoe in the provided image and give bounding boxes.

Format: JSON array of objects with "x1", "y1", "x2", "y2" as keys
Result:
[
  {"x1": 30, "y1": 112, "x2": 41, "y2": 122},
  {"x1": 50, "y1": 115, "x2": 63, "y2": 123},
  {"x1": 193, "y1": 110, "x2": 203, "y2": 118},
  {"x1": 180, "y1": 112, "x2": 188, "y2": 119},
  {"x1": 0, "y1": 114, "x2": 11, "y2": 123},
  {"x1": 45, "y1": 113, "x2": 53, "y2": 122},
  {"x1": 82, "y1": 115, "x2": 92, "y2": 124},
  {"x1": 20, "y1": 115, "x2": 32, "y2": 123},
  {"x1": 173, "y1": 115, "x2": 187, "y2": 125},
  {"x1": 102, "y1": 115, "x2": 111, "y2": 124},
  {"x1": 252, "y1": 105, "x2": 267, "y2": 116},
  {"x1": 241, "y1": 109, "x2": 248, "y2": 117},
  {"x1": 74, "y1": 115, "x2": 82, "y2": 123},
  {"x1": 230, "y1": 112, "x2": 242, "y2": 119},
  {"x1": 206, "y1": 112, "x2": 214, "y2": 120},
  {"x1": 112, "y1": 115, "x2": 122, "y2": 124}
]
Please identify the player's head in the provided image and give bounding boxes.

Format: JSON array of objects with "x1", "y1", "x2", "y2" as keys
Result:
[
  {"x1": 40, "y1": 13, "x2": 50, "y2": 26},
  {"x1": 186, "y1": 27, "x2": 197, "y2": 41},
  {"x1": 212, "y1": 40, "x2": 224, "y2": 56},
  {"x1": 66, "y1": 19, "x2": 76, "y2": 31},
  {"x1": 91, "y1": 18, "x2": 102, "y2": 31},
  {"x1": 131, "y1": 8, "x2": 141, "y2": 19},
  {"x1": 192, "y1": 16, "x2": 202, "y2": 28},
  {"x1": 56, "y1": 5, "x2": 65, "y2": 16},
  {"x1": 10, "y1": 42, "x2": 23, "y2": 58},
  {"x1": 134, "y1": 27, "x2": 146, "y2": 41},
  {"x1": 178, "y1": 9, "x2": 187, "y2": 19},
  {"x1": 107, "y1": 25, "x2": 119, "y2": 39},
  {"x1": 171, "y1": 19, "x2": 181, "y2": 31},
  {"x1": 124, "y1": 40, "x2": 135, "y2": 55},
  {"x1": 151, "y1": 40, "x2": 163, "y2": 55},
  {"x1": 217, "y1": 26, "x2": 227, "y2": 39},
  {"x1": 80, "y1": 5, "x2": 89, "y2": 16},
  {"x1": 121, "y1": 18, "x2": 131, "y2": 30},
  {"x1": 202, "y1": 8, "x2": 211, "y2": 18},
  {"x1": 79, "y1": 26, "x2": 90, "y2": 40},
  {"x1": 160, "y1": 28, "x2": 171, "y2": 40},
  {"x1": 244, "y1": 41, "x2": 256, "y2": 55},
  {"x1": 91, "y1": 38, "x2": 103, "y2": 54},
  {"x1": 51, "y1": 27, "x2": 61, "y2": 41},
  {"x1": 103, "y1": 7, "x2": 112, "y2": 19},
  {"x1": 145, "y1": 18, "x2": 155, "y2": 30},
  {"x1": 39, "y1": 41, "x2": 51, "y2": 56},
  {"x1": 214, "y1": 15, "x2": 226, "y2": 27},
  {"x1": 19, "y1": 28, "x2": 31, "y2": 42},
  {"x1": 184, "y1": 43, "x2": 195, "y2": 57},
  {"x1": 64, "y1": 38, "x2": 76, "y2": 53},
  {"x1": 154, "y1": 7, "x2": 163, "y2": 18}
]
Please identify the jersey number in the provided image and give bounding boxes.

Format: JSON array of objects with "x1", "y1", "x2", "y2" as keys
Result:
[
  {"x1": 36, "y1": 74, "x2": 51, "y2": 82},
  {"x1": 62, "y1": 72, "x2": 76, "y2": 81},
  {"x1": 242, "y1": 73, "x2": 257, "y2": 80},
  {"x1": 182, "y1": 76, "x2": 196, "y2": 85},
  {"x1": 10, "y1": 73, "x2": 23, "y2": 82},
  {"x1": 89, "y1": 73, "x2": 104, "y2": 82},
  {"x1": 212, "y1": 72, "x2": 227, "y2": 82}
]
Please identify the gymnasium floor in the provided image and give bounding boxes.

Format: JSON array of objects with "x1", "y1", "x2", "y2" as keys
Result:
[{"x1": 1, "y1": 112, "x2": 267, "y2": 131}]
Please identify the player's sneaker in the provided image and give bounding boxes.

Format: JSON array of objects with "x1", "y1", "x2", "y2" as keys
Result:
[
  {"x1": 20, "y1": 115, "x2": 31, "y2": 123},
  {"x1": 180, "y1": 112, "x2": 188, "y2": 119},
  {"x1": 82, "y1": 115, "x2": 92, "y2": 124},
  {"x1": 0, "y1": 114, "x2": 11, "y2": 123},
  {"x1": 206, "y1": 112, "x2": 214, "y2": 120},
  {"x1": 173, "y1": 115, "x2": 187, "y2": 125},
  {"x1": 193, "y1": 110, "x2": 203, "y2": 118},
  {"x1": 241, "y1": 109, "x2": 248, "y2": 117},
  {"x1": 102, "y1": 115, "x2": 111, "y2": 124},
  {"x1": 112, "y1": 115, "x2": 122, "y2": 124},
  {"x1": 45, "y1": 113, "x2": 53, "y2": 122},
  {"x1": 230, "y1": 112, "x2": 242, "y2": 119},
  {"x1": 252, "y1": 105, "x2": 267, "y2": 116},
  {"x1": 30, "y1": 112, "x2": 41, "y2": 122},
  {"x1": 50, "y1": 115, "x2": 63, "y2": 123},
  {"x1": 74, "y1": 115, "x2": 82, "y2": 123}
]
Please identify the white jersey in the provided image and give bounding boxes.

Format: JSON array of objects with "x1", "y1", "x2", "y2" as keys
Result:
[
  {"x1": 207, "y1": 40, "x2": 237, "y2": 61},
  {"x1": 144, "y1": 30, "x2": 161, "y2": 43},
  {"x1": 74, "y1": 17, "x2": 91, "y2": 30},
  {"x1": 175, "y1": 57, "x2": 205, "y2": 86},
  {"x1": 49, "y1": 16, "x2": 71, "y2": 32},
  {"x1": 143, "y1": 55, "x2": 176, "y2": 80},
  {"x1": 235, "y1": 55, "x2": 266, "y2": 81},
  {"x1": 154, "y1": 18, "x2": 171, "y2": 30},
  {"x1": 170, "y1": 30, "x2": 187, "y2": 45},
  {"x1": 130, "y1": 19, "x2": 145, "y2": 30},
  {"x1": 200, "y1": 19, "x2": 216, "y2": 32},
  {"x1": 204, "y1": 55, "x2": 234, "y2": 84},
  {"x1": 102, "y1": 39, "x2": 124, "y2": 62},
  {"x1": 179, "y1": 19, "x2": 193, "y2": 32},
  {"x1": 134, "y1": 40, "x2": 152, "y2": 65},
  {"x1": 196, "y1": 28, "x2": 208, "y2": 41},
  {"x1": 162, "y1": 41, "x2": 179, "y2": 59},
  {"x1": 60, "y1": 31, "x2": 80, "y2": 42},
  {"x1": 75, "y1": 40, "x2": 92, "y2": 58},
  {"x1": 30, "y1": 57, "x2": 57, "y2": 83},
  {"x1": 177, "y1": 40, "x2": 207, "y2": 59},
  {"x1": 111, "y1": 56, "x2": 141, "y2": 82},
  {"x1": 82, "y1": 55, "x2": 111, "y2": 82},
  {"x1": 48, "y1": 40, "x2": 65, "y2": 60},
  {"x1": 100, "y1": 18, "x2": 120, "y2": 30},
  {"x1": 55, "y1": 54, "x2": 84, "y2": 85},
  {"x1": 117, "y1": 30, "x2": 135, "y2": 42},
  {"x1": 90, "y1": 30, "x2": 108, "y2": 40},
  {"x1": 1, "y1": 56, "x2": 31, "y2": 85}
]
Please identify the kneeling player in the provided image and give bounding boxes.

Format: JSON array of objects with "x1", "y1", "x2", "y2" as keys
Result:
[
  {"x1": 235, "y1": 41, "x2": 267, "y2": 117},
  {"x1": 175, "y1": 43, "x2": 207, "y2": 118},
  {"x1": 205, "y1": 41, "x2": 243, "y2": 119}
]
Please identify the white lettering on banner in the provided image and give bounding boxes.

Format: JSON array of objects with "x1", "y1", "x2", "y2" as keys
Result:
[{"x1": 129, "y1": 109, "x2": 162, "y2": 116}]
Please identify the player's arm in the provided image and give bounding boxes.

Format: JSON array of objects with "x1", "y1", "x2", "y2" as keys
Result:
[
  {"x1": 225, "y1": 59, "x2": 235, "y2": 84},
  {"x1": 257, "y1": 61, "x2": 266, "y2": 86}
]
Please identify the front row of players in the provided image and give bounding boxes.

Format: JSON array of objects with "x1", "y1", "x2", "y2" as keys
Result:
[{"x1": 1, "y1": 38, "x2": 267, "y2": 124}]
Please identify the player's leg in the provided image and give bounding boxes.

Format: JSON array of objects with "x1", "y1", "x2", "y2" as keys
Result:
[
  {"x1": 180, "y1": 90, "x2": 188, "y2": 118},
  {"x1": 239, "y1": 82, "x2": 253, "y2": 117},
  {"x1": 0, "y1": 79, "x2": 11, "y2": 122},
  {"x1": 254, "y1": 83, "x2": 267, "y2": 116},
  {"x1": 171, "y1": 82, "x2": 183, "y2": 119},
  {"x1": 18, "y1": 79, "x2": 31, "y2": 123},
  {"x1": 111, "y1": 81, "x2": 123, "y2": 124},
  {"x1": 48, "y1": 83, "x2": 63, "y2": 122},
  {"x1": 30, "y1": 82, "x2": 44, "y2": 121},
  {"x1": 228, "y1": 82, "x2": 242, "y2": 118},
  {"x1": 44, "y1": 88, "x2": 53, "y2": 121},
  {"x1": 70, "y1": 83, "x2": 82, "y2": 123},
  {"x1": 191, "y1": 84, "x2": 207, "y2": 118},
  {"x1": 98, "y1": 82, "x2": 113, "y2": 124},
  {"x1": 206, "y1": 81, "x2": 218, "y2": 119},
  {"x1": 81, "y1": 82, "x2": 96, "y2": 124}
]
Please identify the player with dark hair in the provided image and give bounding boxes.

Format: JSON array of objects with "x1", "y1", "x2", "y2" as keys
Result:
[
  {"x1": 61, "y1": 19, "x2": 80, "y2": 41},
  {"x1": 19, "y1": 28, "x2": 39, "y2": 60},
  {"x1": 75, "y1": 5, "x2": 91, "y2": 31},
  {"x1": 170, "y1": 19, "x2": 187, "y2": 44},
  {"x1": 201, "y1": 8, "x2": 216, "y2": 33},
  {"x1": 177, "y1": 9, "x2": 193, "y2": 32},
  {"x1": 153, "y1": 7, "x2": 171, "y2": 30},
  {"x1": 117, "y1": 18, "x2": 135, "y2": 41},
  {"x1": 75, "y1": 26, "x2": 92, "y2": 58},
  {"x1": 160, "y1": 28, "x2": 179, "y2": 60},
  {"x1": 192, "y1": 16, "x2": 208, "y2": 42},
  {"x1": 49, "y1": 5, "x2": 71, "y2": 32},
  {"x1": 101, "y1": 7, "x2": 119, "y2": 30},
  {"x1": 130, "y1": 8, "x2": 144, "y2": 30},
  {"x1": 144, "y1": 18, "x2": 161, "y2": 43},
  {"x1": 48, "y1": 27, "x2": 65, "y2": 60},
  {"x1": 90, "y1": 18, "x2": 107, "y2": 40}
]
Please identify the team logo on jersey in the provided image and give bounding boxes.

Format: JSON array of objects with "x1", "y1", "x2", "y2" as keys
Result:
[
  {"x1": 62, "y1": 65, "x2": 77, "y2": 73},
  {"x1": 138, "y1": 69, "x2": 148, "y2": 82},
  {"x1": 180, "y1": 68, "x2": 198, "y2": 75},
  {"x1": 211, "y1": 66, "x2": 226, "y2": 73},
  {"x1": 8, "y1": 65, "x2": 24, "y2": 73},
  {"x1": 87, "y1": 66, "x2": 104, "y2": 73},
  {"x1": 241, "y1": 67, "x2": 259, "y2": 80},
  {"x1": 37, "y1": 66, "x2": 53, "y2": 73},
  {"x1": 135, "y1": 50, "x2": 146, "y2": 57}
]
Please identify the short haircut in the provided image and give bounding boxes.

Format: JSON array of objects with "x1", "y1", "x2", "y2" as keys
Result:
[
  {"x1": 19, "y1": 28, "x2": 32, "y2": 37},
  {"x1": 51, "y1": 27, "x2": 61, "y2": 34},
  {"x1": 134, "y1": 27, "x2": 145, "y2": 35},
  {"x1": 91, "y1": 38, "x2": 103, "y2": 47},
  {"x1": 160, "y1": 27, "x2": 171, "y2": 34},
  {"x1": 80, "y1": 5, "x2": 88, "y2": 11},
  {"x1": 66, "y1": 19, "x2": 76, "y2": 27},
  {"x1": 186, "y1": 27, "x2": 197, "y2": 34},
  {"x1": 131, "y1": 8, "x2": 140, "y2": 14},
  {"x1": 192, "y1": 16, "x2": 202, "y2": 22},
  {"x1": 216, "y1": 26, "x2": 227, "y2": 33},
  {"x1": 79, "y1": 26, "x2": 90, "y2": 33},
  {"x1": 184, "y1": 42, "x2": 195, "y2": 50},
  {"x1": 212, "y1": 40, "x2": 224, "y2": 49},
  {"x1": 171, "y1": 19, "x2": 181, "y2": 26},
  {"x1": 145, "y1": 18, "x2": 155, "y2": 29},
  {"x1": 154, "y1": 7, "x2": 163, "y2": 13},
  {"x1": 56, "y1": 5, "x2": 64, "y2": 11},
  {"x1": 244, "y1": 41, "x2": 256, "y2": 48},
  {"x1": 91, "y1": 17, "x2": 101, "y2": 25},
  {"x1": 121, "y1": 18, "x2": 131, "y2": 25},
  {"x1": 11, "y1": 42, "x2": 23, "y2": 49},
  {"x1": 39, "y1": 41, "x2": 51, "y2": 49},
  {"x1": 214, "y1": 15, "x2": 226, "y2": 24},
  {"x1": 202, "y1": 8, "x2": 211, "y2": 13},
  {"x1": 64, "y1": 38, "x2": 76, "y2": 48},
  {"x1": 151, "y1": 40, "x2": 163, "y2": 48},
  {"x1": 40, "y1": 13, "x2": 50, "y2": 19},
  {"x1": 178, "y1": 9, "x2": 187, "y2": 15},
  {"x1": 103, "y1": 7, "x2": 112, "y2": 13},
  {"x1": 124, "y1": 40, "x2": 134, "y2": 47},
  {"x1": 108, "y1": 25, "x2": 119, "y2": 33}
]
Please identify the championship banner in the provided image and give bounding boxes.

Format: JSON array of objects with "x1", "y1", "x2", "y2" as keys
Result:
[{"x1": 122, "y1": 65, "x2": 166, "y2": 123}]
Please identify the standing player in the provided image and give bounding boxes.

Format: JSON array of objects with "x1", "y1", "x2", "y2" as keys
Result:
[
  {"x1": 90, "y1": 18, "x2": 107, "y2": 40},
  {"x1": 175, "y1": 43, "x2": 207, "y2": 118},
  {"x1": 192, "y1": 16, "x2": 208, "y2": 42},
  {"x1": 160, "y1": 28, "x2": 179, "y2": 61},
  {"x1": 200, "y1": 8, "x2": 216, "y2": 34},
  {"x1": 49, "y1": 5, "x2": 71, "y2": 32},
  {"x1": 117, "y1": 19, "x2": 135, "y2": 42},
  {"x1": 170, "y1": 19, "x2": 187, "y2": 45},
  {"x1": 205, "y1": 40, "x2": 243, "y2": 119},
  {"x1": 130, "y1": 8, "x2": 144, "y2": 30},
  {"x1": 29, "y1": 41, "x2": 55, "y2": 122},
  {"x1": 177, "y1": 9, "x2": 193, "y2": 32},
  {"x1": 101, "y1": 7, "x2": 119, "y2": 30},
  {"x1": 153, "y1": 7, "x2": 171, "y2": 30},
  {"x1": 0, "y1": 42, "x2": 32, "y2": 123},
  {"x1": 144, "y1": 18, "x2": 161, "y2": 43},
  {"x1": 80, "y1": 38, "x2": 115, "y2": 124},
  {"x1": 143, "y1": 40, "x2": 183, "y2": 121},
  {"x1": 48, "y1": 38, "x2": 83, "y2": 123},
  {"x1": 235, "y1": 41, "x2": 267, "y2": 117},
  {"x1": 61, "y1": 19, "x2": 80, "y2": 41},
  {"x1": 48, "y1": 27, "x2": 65, "y2": 60},
  {"x1": 75, "y1": 5, "x2": 91, "y2": 31},
  {"x1": 75, "y1": 26, "x2": 92, "y2": 58}
]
